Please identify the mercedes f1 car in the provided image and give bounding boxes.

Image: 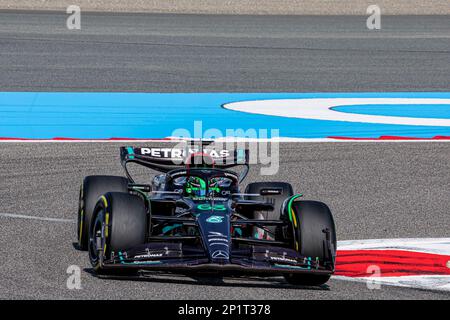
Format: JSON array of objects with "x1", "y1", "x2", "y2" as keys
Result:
[{"x1": 77, "y1": 144, "x2": 336, "y2": 285}]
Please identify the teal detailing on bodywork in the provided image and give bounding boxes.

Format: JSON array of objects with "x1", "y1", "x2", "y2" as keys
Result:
[
  {"x1": 197, "y1": 204, "x2": 227, "y2": 211},
  {"x1": 274, "y1": 258, "x2": 312, "y2": 270},
  {"x1": 237, "y1": 149, "x2": 245, "y2": 163},
  {"x1": 162, "y1": 224, "x2": 182, "y2": 234},
  {"x1": 126, "y1": 147, "x2": 135, "y2": 159},
  {"x1": 274, "y1": 264, "x2": 310, "y2": 270},
  {"x1": 212, "y1": 204, "x2": 226, "y2": 211},
  {"x1": 206, "y1": 215, "x2": 224, "y2": 223}
]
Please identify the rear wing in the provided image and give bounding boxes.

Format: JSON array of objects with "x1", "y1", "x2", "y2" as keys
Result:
[{"x1": 120, "y1": 145, "x2": 250, "y2": 181}]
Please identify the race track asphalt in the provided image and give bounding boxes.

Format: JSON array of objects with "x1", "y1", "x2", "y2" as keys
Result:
[
  {"x1": 0, "y1": 142, "x2": 449, "y2": 299},
  {"x1": 0, "y1": 11, "x2": 449, "y2": 92}
]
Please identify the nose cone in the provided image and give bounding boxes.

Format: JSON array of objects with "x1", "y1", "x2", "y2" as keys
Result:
[{"x1": 197, "y1": 212, "x2": 231, "y2": 264}]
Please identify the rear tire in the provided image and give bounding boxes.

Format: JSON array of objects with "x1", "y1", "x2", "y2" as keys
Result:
[
  {"x1": 283, "y1": 200, "x2": 336, "y2": 286},
  {"x1": 77, "y1": 175, "x2": 129, "y2": 250},
  {"x1": 88, "y1": 192, "x2": 147, "y2": 274}
]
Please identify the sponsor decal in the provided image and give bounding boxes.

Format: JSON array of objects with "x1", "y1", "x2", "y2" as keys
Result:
[
  {"x1": 260, "y1": 188, "x2": 282, "y2": 195},
  {"x1": 269, "y1": 256, "x2": 298, "y2": 264},
  {"x1": 212, "y1": 250, "x2": 229, "y2": 259},
  {"x1": 139, "y1": 147, "x2": 230, "y2": 158},
  {"x1": 191, "y1": 196, "x2": 228, "y2": 201},
  {"x1": 265, "y1": 250, "x2": 298, "y2": 264},
  {"x1": 130, "y1": 261, "x2": 162, "y2": 265},
  {"x1": 208, "y1": 231, "x2": 227, "y2": 238},
  {"x1": 134, "y1": 253, "x2": 163, "y2": 259},
  {"x1": 208, "y1": 231, "x2": 229, "y2": 248},
  {"x1": 132, "y1": 247, "x2": 169, "y2": 260},
  {"x1": 209, "y1": 243, "x2": 229, "y2": 247},
  {"x1": 208, "y1": 238, "x2": 228, "y2": 243},
  {"x1": 206, "y1": 215, "x2": 224, "y2": 223}
]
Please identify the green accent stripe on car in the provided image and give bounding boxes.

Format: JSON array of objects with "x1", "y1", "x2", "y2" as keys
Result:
[
  {"x1": 274, "y1": 263, "x2": 311, "y2": 270},
  {"x1": 162, "y1": 224, "x2": 182, "y2": 234},
  {"x1": 127, "y1": 147, "x2": 135, "y2": 159},
  {"x1": 287, "y1": 194, "x2": 303, "y2": 223}
]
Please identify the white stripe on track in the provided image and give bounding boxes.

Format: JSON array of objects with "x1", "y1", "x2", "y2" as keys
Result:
[
  {"x1": 337, "y1": 238, "x2": 450, "y2": 255},
  {"x1": 332, "y1": 275, "x2": 450, "y2": 292},
  {"x1": 224, "y1": 98, "x2": 450, "y2": 126},
  {"x1": 0, "y1": 212, "x2": 75, "y2": 223},
  {"x1": 335, "y1": 238, "x2": 450, "y2": 292}
]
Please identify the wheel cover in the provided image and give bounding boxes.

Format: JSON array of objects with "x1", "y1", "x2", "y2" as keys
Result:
[{"x1": 89, "y1": 210, "x2": 105, "y2": 266}]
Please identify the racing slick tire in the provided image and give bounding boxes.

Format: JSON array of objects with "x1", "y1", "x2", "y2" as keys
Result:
[
  {"x1": 77, "y1": 176, "x2": 129, "y2": 250},
  {"x1": 283, "y1": 200, "x2": 336, "y2": 286},
  {"x1": 245, "y1": 182, "x2": 293, "y2": 237},
  {"x1": 88, "y1": 192, "x2": 147, "y2": 274}
]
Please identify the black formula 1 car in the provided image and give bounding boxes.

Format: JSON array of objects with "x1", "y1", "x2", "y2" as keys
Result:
[{"x1": 77, "y1": 143, "x2": 336, "y2": 285}]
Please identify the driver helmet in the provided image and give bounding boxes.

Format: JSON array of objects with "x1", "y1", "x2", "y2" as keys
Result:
[
  {"x1": 185, "y1": 176, "x2": 207, "y2": 197},
  {"x1": 184, "y1": 152, "x2": 214, "y2": 198}
]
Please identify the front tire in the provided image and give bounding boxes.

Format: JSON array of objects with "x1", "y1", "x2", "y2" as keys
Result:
[
  {"x1": 283, "y1": 200, "x2": 336, "y2": 286},
  {"x1": 77, "y1": 175, "x2": 129, "y2": 250},
  {"x1": 88, "y1": 192, "x2": 147, "y2": 274}
]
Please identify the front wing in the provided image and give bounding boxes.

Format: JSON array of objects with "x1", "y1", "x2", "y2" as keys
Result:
[{"x1": 99, "y1": 243, "x2": 334, "y2": 276}]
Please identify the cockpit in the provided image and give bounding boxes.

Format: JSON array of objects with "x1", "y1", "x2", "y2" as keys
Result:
[
  {"x1": 174, "y1": 175, "x2": 235, "y2": 198},
  {"x1": 152, "y1": 168, "x2": 240, "y2": 200}
]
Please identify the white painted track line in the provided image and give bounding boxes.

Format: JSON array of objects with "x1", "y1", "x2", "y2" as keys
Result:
[
  {"x1": 223, "y1": 98, "x2": 450, "y2": 126},
  {"x1": 0, "y1": 212, "x2": 75, "y2": 223}
]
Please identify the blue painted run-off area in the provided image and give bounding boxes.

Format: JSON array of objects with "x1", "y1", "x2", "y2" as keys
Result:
[
  {"x1": 1, "y1": 92, "x2": 450, "y2": 139},
  {"x1": 333, "y1": 104, "x2": 450, "y2": 119}
]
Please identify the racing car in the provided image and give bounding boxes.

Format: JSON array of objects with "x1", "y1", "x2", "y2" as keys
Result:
[{"x1": 76, "y1": 143, "x2": 336, "y2": 286}]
